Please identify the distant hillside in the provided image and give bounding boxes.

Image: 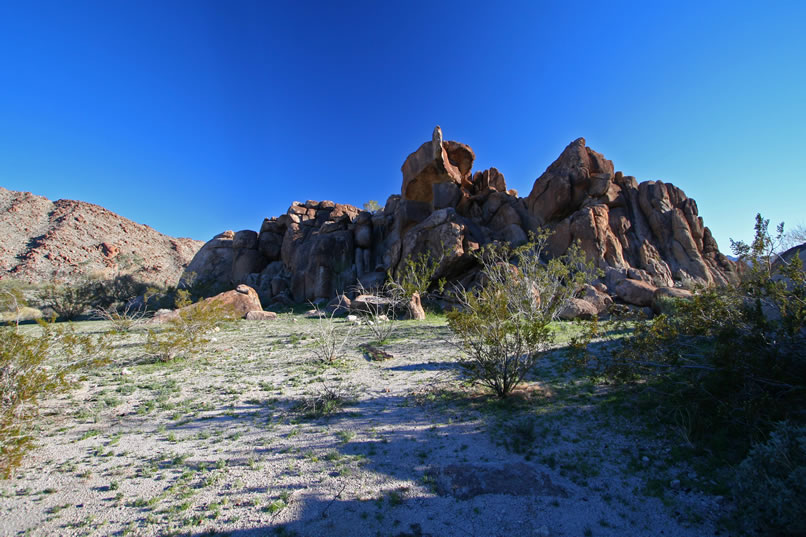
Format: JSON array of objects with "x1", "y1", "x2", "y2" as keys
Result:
[{"x1": 0, "y1": 187, "x2": 203, "y2": 286}]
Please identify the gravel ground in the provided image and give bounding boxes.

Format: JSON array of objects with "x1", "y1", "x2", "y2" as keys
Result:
[{"x1": 0, "y1": 315, "x2": 729, "y2": 537}]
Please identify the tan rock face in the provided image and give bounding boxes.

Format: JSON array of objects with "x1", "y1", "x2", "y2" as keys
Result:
[
  {"x1": 407, "y1": 291, "x2": 426, "y2": 320},
  {"x1": 525, "y1": 138, "x2": 738, "y2": 288},
  {"x1": 205, "y1": 284, "x2": 263, "y2": 317},
  {"x1": 558, "y1": 297, "x2": 599, "y2": 320},
  {"x1": 245, "y1": 310, "x2": 277, "y2": 320}
]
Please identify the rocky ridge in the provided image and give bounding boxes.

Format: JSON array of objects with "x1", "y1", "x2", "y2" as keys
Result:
[
  {"x1": 0, "y1": 187, "x2": 203, "y2": 286},
  {"x1": 183, "y1": 128, "x2": 739, "y2": 309}
]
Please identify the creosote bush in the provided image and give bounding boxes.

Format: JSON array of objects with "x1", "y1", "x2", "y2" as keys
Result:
[
  {"x1": 733, "y1": 421, "x2": 806, "y2": 536},
  {"x1": 144, "y1": 298, "x2": 234, "y2": 362},
  {"x1": 1, "y1": 320, "x2": 109, "y2": 477},
  {"x1": 448, "y1": 232, "x2": 596, "y2": 398}
]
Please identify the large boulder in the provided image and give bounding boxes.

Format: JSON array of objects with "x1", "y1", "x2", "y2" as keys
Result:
[
  {"x1": 180, "y1": 231, "x2": 236, "y2": 288},
  {"x1": 401, "y1": 126, "x2": 475, "y2": 204},
  {"x1": 615, "y1": 278, "x2": 657, "y2": 307},
  {"x1": 652, "y1": 286, "x2": 694, "y2": 313},
  {"x1": 558, "y1": 298, "x2": 599, "y2": 320},
  {"x1": 156, "y1": 284, "x2": 263, "y2": 322},
  {"x1": 207, "y1": 284, "x2": 263, "y2": 317}
]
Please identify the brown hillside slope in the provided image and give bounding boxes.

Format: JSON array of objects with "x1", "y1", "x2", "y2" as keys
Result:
[{"x1": 0, "y1": 187, "x2": 203, "y2": 286}]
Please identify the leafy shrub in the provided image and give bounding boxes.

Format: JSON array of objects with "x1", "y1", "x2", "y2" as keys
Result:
[
  {"x1": 390, "y1": 248, "x2": 447, "y2": 301},
  {"x1": 143, "y1": 299, "x2": 233, "y2": 362},
  {"x1": 447, "y1": 232, "x2": 595, "y2": 397},
  {"x1": 733, "y1": 421, "x2": 806, "y2": 536},
  {"x1": 37, "y1": 278, "x2": 101, "y2": 320},
  {"x1": 0, "y1": 321, "x2": 109, "y2": 477}
]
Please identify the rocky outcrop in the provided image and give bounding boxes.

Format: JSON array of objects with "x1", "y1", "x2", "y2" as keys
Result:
[
  {"x1": 526, "y1": 138, "x2": 738, "y2": 288},
  {"x1": 182, "y1": 130, "x2": 737, "y2": 310},
  {"x1": 0, "y1": 187, "x2": 203, "y2": 286}
]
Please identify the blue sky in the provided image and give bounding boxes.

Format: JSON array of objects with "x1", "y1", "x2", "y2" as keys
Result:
[{"x1": 1, "y1": 1, "x2": 804, "y2": 251}]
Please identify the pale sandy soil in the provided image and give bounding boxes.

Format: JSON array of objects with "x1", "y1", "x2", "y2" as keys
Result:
[{"x1": 0, "y1": 315, "x2": 729, "y2": 537}]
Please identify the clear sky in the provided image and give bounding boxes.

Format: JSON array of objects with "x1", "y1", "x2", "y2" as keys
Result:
[{"x1": 1, "y1": 0, "x2": 804, "y2": 252}]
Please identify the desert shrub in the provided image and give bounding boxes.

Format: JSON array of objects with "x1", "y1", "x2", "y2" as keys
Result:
[
  {"x1": 0, "y1": 321, "x2": 109, "y2": 477},
  {"x1": 390, "y1": 248, "x2": 447, "y2": 301},
  {"x1": 93, "y1": 273, "x2": 152, "y2": 310},
  {"x1": 362, "y1": 199, "x2": 382, "y2": 214},
  {"x1": 0, "y1": 281, "x2": 41, "y2": 326},
  {"x1": 143, "y1": 299, "x2": 233, "y2": 362},
  {"x1": 352, "y1": 282, "x2": 400, "y2": 344},
  {"x1": 309, "y1": 304, "x2": 355, "y2": 364},
  {"x1": 447, "y1": 232, "x2": 596, "y2": 398},
  {"x1": 733, "y1": 421, "x2": 806, "y2": 536},
  {"x1": 568, "y1": 214, "x2": 805, "y2": 450},
  {"x1": 92, "y1": 302, "x2": 148, "y2": 333},
  {"x1": 37, "y1": 278, "x2": 101, "y2": 320},
  {"x1": 293, "y1": 383, "x2": 351, "y2": 420}
]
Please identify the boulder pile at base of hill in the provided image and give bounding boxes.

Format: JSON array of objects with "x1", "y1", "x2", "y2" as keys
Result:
[{"x1": 182, "y1": 127, "x2": 739, "y2": 314}]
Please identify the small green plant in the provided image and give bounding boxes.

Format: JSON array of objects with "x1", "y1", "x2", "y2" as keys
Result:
[
  {"x1": 293, "y1": 383, "x2": 350, "y2": 419},
  {"x1": 390, "y1": 248, "x2": 448, "y2": 301}
]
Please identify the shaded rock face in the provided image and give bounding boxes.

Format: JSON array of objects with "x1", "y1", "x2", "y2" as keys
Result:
[{"x1": 182, "y1": 130, "x2": 737, "y2": 308}]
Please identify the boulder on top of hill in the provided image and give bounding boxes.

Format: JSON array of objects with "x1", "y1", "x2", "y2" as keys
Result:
[{"x1": 401, "y1": 126, "x2": 475, "y2": 204}]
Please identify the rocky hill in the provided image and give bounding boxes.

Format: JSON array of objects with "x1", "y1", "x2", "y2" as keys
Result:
[
  {"x1": 183, "y1": 128, "x2": 739, "y2": 309},
  {"x1": 0, "y1": 187, "x2": 203, "y2": 286}
]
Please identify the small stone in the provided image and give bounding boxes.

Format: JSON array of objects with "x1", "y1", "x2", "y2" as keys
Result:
[
  {"x1": 669, "y1": 479, "x2": 681, "y2": 489},
  {"x1": 245, "y1": 310, "x2": 278, "y2": 321}
]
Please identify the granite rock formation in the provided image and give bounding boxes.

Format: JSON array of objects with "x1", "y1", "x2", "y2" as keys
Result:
[{"x1": 182, "y1": 131, "x2": 738, "y2": 310}]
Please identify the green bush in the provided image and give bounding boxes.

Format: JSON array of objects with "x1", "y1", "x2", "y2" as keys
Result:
[
  {"x1": 143, "y1": 298, "x2": 233, "y2": 362},
  {"x1": 733, "y1": 421, "x2": 806, "y2": 536},
  {"x1": 447, "y1": 232, "x2": 595, "y2": 398},
  {"x1": 390, "y1": 248, "x2": 447, "y2": 301},
  {"x1": 37, "y1": 278, "x2": 100, "y2": 320},
  {"x1": 0, "y1": 321, "x2": 109, "y2": 477}
]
